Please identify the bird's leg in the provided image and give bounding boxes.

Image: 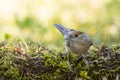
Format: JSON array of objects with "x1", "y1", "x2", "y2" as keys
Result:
[
  {"x1": 66, "y1": 52, "x2": 73, "y2": 72},
  {"x1": 82, "y1": 54, "x2": 89, "y2": 67},
  {"x1": 65, "y1": 46, "x2": 74, "y2": 72}
]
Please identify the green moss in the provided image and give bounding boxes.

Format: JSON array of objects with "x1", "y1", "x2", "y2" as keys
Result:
[{"x1": 0, "y1": 41, "x2": 120, "y2": 79}]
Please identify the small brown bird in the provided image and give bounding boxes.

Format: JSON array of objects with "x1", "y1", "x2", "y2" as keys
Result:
[{"x1": 54, "y1": 24, "x2": 93, "y2": 72}]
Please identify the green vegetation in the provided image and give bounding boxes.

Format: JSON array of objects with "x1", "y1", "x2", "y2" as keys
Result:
[
  {"x1": 0, "y1": 0, "x2": 120, "y2": 80},
  {"x1": 0, "y1": 41, "x2": 120, "y2": 80}
]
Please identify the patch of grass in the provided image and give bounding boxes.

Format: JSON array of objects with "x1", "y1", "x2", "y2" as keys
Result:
[{"x1": 0, "y1": 40, "x2": 120, "y2": 80}]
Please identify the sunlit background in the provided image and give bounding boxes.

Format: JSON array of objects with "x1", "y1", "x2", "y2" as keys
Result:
[{"x1": 0, "y1": 0, "x2": 120, "y2": 46}]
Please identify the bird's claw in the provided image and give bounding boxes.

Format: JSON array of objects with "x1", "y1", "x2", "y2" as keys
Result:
[
  {"x1": 67, "y1": 61, "x2": 74, "y2": 72},
  {"x1": 82, "y1": 54, "x2": 89, "y2": 68}
]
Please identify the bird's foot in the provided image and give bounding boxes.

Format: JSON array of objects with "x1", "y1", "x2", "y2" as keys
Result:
[
  {"x1": 67, "y1": 61, "x2": 74, "y2": 72},
  {"x1": 82, "y1": 54, "x2": 89, "y2": 68}
]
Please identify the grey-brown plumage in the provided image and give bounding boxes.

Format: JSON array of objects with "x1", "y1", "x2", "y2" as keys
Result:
[
  {"x1": 65, "y1": 31, "x2": 92, "y2": 54},
  {"x1": 54, "y1": 24, "x2": 92, "y2": 54},
  {"x1": 54, "y1": 24, "x2": 93, "y2": 72}
]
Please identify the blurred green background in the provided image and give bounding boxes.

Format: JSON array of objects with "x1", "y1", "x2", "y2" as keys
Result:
[{"x1": 0, "y1": 0, "x2": 120, "y2": 46}]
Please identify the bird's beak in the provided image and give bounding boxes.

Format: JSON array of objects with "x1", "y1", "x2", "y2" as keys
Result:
[{"x1": 54, "y1": 24, "x2": 68, "y2": 35}]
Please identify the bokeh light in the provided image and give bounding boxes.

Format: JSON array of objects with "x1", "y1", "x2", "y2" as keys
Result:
[{"x1": 0, "y1": 0, "x2": 120, "y2": 45}]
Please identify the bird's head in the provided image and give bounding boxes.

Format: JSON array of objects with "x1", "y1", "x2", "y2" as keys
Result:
[{"x1": 54, "y1": 24, "x2": 84, "y2": 40}]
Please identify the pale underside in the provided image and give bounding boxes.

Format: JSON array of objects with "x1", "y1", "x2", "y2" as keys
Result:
[{"x1": 65, "y1": 33, "x2": 92, "y2": 55}]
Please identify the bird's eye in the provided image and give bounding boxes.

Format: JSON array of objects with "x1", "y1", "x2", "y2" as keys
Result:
[{"x1": 74, "y1": 34, "x2": 78, "y2": 37}]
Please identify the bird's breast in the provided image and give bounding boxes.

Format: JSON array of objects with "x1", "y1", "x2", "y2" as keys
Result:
[{"x1": 65, "y1": 39, "x2": 91, "y2": 55}]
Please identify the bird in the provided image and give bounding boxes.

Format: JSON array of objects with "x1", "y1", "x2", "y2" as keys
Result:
[{"x1": 54, "y1": 24, "x2": 93, "y2": 72}]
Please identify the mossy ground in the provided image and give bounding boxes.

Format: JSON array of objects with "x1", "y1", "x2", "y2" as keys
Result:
[{"x1": 0, "y1": 41, "x2": 120, "y2": 80}]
